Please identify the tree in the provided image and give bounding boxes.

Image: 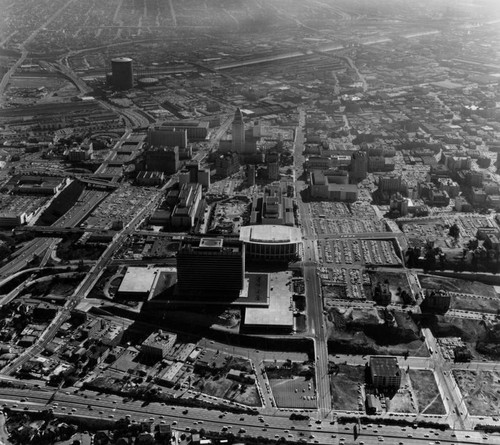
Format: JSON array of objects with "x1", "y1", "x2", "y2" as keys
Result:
[{"x1": 449, "y1": 223, "x2": 460, "y2": 240}]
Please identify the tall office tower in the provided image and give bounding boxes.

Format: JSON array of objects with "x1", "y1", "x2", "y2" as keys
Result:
[
  {"x1": 247, "y1": 164, "x2": 256, "y2": 186},
  {"x1": 232, "y1": 108, "x2": 245, "y2": 153},
  {"x1": 111, "y1": 57, "x2": 134, "y2": 90},
  {"x1": 176, "y1": 238, "x2": 245, "y2": 299},
  {"x1": 350, "y1": 150, "x2": 368, "y2": 182},
  {"x1": 185, "y1": 162, "x2": 201, "y2": 183},
  {"x1": 145, "y1": 147, "x2": 179, "y2": 175}
]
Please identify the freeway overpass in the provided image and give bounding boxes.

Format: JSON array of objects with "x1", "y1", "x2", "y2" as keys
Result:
[{"x1": 14, "y1": 226, "x2": 108, "y2": 237}]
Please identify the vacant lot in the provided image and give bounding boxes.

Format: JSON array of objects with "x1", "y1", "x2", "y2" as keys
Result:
[
  {"x1": 270, "y1": 377, "x2": 317, "y2": 409},
  {"x1": 57, "y1": 239, "x2": 106, "y2": 261},
  {"x1": 418, "y1": 275, "x2": 498, "y2": 298},
  {"x1": 453, "y1": 369, "x2": 500, "y2": 416},
  {"x1": 229, "y1": 384, "x2": 261, "y2": 407},
  {"x1": 369, "y1": 270, "x2": 413, "y2": 304},
  {"x1": 450, "y1": 294, "x2": 500, "y2": 314},
  {"x1": 192, "y1": 373, "x2": 260, "y2": 407},
  {"x1": 409, "y1": 370, "x2": 446, "y2": 415},
  {"x1": 387, "y1": 369, "x2": 417, "y2": 414},
  {"x1": 330, "y1": 364, "x2": 364, "y2": 411},
  {"x1": 193, "y1": 376, "x2": 234, "y2": 399}
]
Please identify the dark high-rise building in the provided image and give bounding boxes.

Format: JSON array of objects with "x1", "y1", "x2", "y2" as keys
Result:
[
  {"x1": 369, "y1": 356, "x2": 401, "y2": 390},
  {"x1": 176, "y1": 238, "x2": 245, "y2": 299},
  {"x1": 145, "y1": 147, "x2": 179, "y2": 175},
  {"x1": 111, "y1": 57, "x2": 134, "y2": 90},
  {"x1": 350, "y1": 150, "x2": 368, "y2": 182},
  {"x1": 232, "y1": 108, "x2": 245, "y2": 153},
  {"x1": 148, "y1": 127, "x2": 187, "y2": 149},
  {"x1": 215, "y1": 151, "x2": 240, "y2": 177}
]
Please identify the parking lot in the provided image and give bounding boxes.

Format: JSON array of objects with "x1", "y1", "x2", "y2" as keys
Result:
[
  {"x1": 312, "y1": 218, "x2": 386, "y2": 236},
  {"x1": 269, "y1": 377, "x2": 317, "y2": 409},
  {"x1": 306, "y1": 202, "x2": 385, "y2": 236},
  {"x1": 85, "y1": 184, "x2": 160, "y2": 228},
  {"x1": 317, "y1": 239, "x2": 401, "y2": 266}
]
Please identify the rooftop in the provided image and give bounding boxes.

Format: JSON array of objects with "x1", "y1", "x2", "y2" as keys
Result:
[
  {"x1": 369, "y1": 356, "x2": 400, "y2": 377},
  {"x1": 118, "y1": 267, "x2": 158, "y2": 295},
  {"x1": 240, "y1": 225, "x2": 302, "y2": 244},
  {"x1": 244, "y1": 271, "x2": 293, "y2": 328}
]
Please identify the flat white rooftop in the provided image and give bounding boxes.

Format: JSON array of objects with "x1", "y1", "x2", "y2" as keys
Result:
[
  {"x1": 240, "y1": 224, "x2": 302, "y2": 244},
  {"x1": 244, "y1": 271, "x2": 293, "y2": 328},
  {"x1": 118, "y1": 267, "x2": 158, "y2": 294}
]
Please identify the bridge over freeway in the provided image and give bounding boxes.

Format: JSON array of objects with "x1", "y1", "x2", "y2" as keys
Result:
[{"x1": 14, "y1": 226, "x2": 110, "y2": 237}]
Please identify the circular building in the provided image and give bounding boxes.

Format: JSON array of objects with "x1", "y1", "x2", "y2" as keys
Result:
[
  {"x1": 239, "y1": 225, "x2": 302, "y2": 262},
  {"x1": 138, "y1": 77, "x2": 159, "y2": 88},
  {"x1": 111, "y1": 57, "x2": 133, "y2": 90}
]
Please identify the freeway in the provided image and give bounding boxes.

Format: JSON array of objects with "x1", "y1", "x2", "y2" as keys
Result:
[
  {"x1": 3, "y1": 187, "x2": 161, "y2": 376},
  {"x1": 0, "y1": 387, "x2": 497, "y2": 445},
  {"x1": 0, "y1": 189, "x2": 108, "y2": 280},
  {"x1": 0, "y1": 130, "x2": 132, "y2": 280}
]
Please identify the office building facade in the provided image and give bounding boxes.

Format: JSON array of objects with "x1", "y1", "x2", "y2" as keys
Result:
[
  {"x1": 176, "y1": 238, "x2": 245, "y2": 298},
  {"x1": 232, "y1": 108, "x2": 245, "y2": 153}
]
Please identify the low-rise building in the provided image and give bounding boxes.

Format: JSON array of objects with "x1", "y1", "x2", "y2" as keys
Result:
[
  {"x1": 310, "y1": 171, "x2": 358, "y2": 201},
  {"x1": 136, "y1": 171, "x2": 165, "y2": 186},
  {"x1": 227, "y1": 369, "x2": 256, "y2": 384},
  {"x1": 117, "y1": 267, "x2": 159, "y2": 300},
  {"x1": 141, "y1": 330, "x2": 177, "y2": 360}
]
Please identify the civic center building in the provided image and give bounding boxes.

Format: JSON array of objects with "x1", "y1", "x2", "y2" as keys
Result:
[{"x1": 239, "y1": 225, "x2": 302, "y2": 262}]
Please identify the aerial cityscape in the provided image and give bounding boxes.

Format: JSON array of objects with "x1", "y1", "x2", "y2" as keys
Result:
[{"x1": 1, "y1": 0, "x2": 500, "y2": 444}]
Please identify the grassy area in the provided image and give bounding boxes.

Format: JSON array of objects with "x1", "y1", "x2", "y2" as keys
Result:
[
  {"x1": 408, "y1": 370, "x2": 446, "y2": 415},
  {"x1": 193, "y1": 376, "x2": 233, "y2": 399},
  {"x1": 22, "y1": 276, "x2": 82, "y2": 299},
  {"x1": 56, "y1": 236, "x2": 106, "y2": 261},
  {"x1": 88, "y1": 266, "x2": 119, "y2": 299},
  {"x1": 453, "y1": 369, "x2": 500, "y2": 416},
  {"x1": 330, "y1": 364, "x2": 364, "y2": 411}
]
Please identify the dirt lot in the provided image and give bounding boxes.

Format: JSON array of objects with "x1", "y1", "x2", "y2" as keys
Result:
[
  {"x1": 230, "y1": 384, "x2": 261, "y2": 407},
  {"x1": 418, "y1": 275, "x2": 498, "y2": 298},
  {"x1": 453, "y1": 369, "x2": 500, "y2": 416},
  {"x1": 270, "y1": 377, "x2": 317, "y2": 409},
  {"x1": 387, "y1": 369, "x2": 417, "y2": 414},
  {"x1": 450, "y1": 294, "x2": 500, "y2": 314},
  {"x1": 408, "y1": 370, "x2": 446, "y2": 415},
  {"x1": 330, "y1": 364, "x2": 364, "y2": 411}
]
